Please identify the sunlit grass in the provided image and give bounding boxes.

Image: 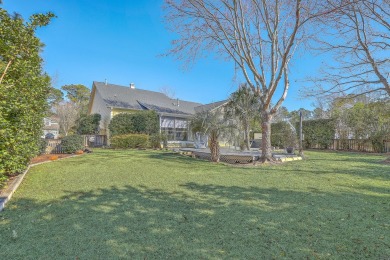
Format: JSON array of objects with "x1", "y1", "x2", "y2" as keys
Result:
[{"x1": 0, "y1": 149, "x2": 389, "y2": 259}]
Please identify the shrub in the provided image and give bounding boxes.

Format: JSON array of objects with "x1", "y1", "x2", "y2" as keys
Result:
[
  {"x1": 111, "y1": 134, "x2": 149, "y2": 149},
  {"x1": 149, "y1": 134, "x2": 162, "y2": 149},
  {"x1": 61, "y1": 135, "x2": 84, "y2": 153},
  {"x1": 77, "y1": 113, "x2": 101, "y2": 134},
  {"x1": 108, "y1": 113, "x2": 134, "y2": 136},
  {"x1": 370, "y1": 131, "x2": 389, "y2": 153},
  {"x1": 39, "y1": 139, "x2": 48, "y2": 155},
  {"x1": 109, "y1": 111, "x2": 159, "y2": 136},
  {"x1": 271, "y1": 122, "x2": 297, "y2": 148},
  {"x1": 298, "y1": 119, "x2": 335, "y2": 149}
]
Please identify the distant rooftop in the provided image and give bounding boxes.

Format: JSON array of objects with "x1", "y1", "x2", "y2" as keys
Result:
[{"x1": 194, "y1": 100, "x2": 229, "y2": 113}]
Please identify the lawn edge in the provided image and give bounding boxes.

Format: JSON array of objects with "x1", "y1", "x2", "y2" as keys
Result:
[{"x1": 0, "y1": 155, "x2": 79, "y2": 212}]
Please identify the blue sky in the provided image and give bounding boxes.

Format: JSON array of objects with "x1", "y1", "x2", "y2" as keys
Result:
[{"x1": 2, "y1": 0, "x2": 322, "y2": 110}]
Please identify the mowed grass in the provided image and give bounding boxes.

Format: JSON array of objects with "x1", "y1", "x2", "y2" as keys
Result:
[{"x1": 0, "y1": 150, "x2": 389, "y2": 259}]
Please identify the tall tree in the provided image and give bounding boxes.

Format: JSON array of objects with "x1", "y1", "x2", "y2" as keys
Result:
[
  {"x1": 0, "y1": 8, "x2": 55, "y2": 175},
  {"x1": 273, "y1": 106, "x2": 289, "y2": 123},
  {"x1": 47, "y1": 87, "x2": 64, "y2": 107},
  {"x1": 306, "y1": 0, "x2": 389, "y2": 97},
  {"x1": 61, "y1": 84, "x2": 90, "y2": 114},
  {"x1": 164, "y1": 0, "x2": 333, "y2": 161},
  {"x1": 288, "y1": 108, "x2": 313, "y2": 123}
]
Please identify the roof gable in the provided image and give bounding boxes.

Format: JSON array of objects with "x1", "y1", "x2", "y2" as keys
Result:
[{"x1": 194, "y1": 100, "x2": 229, "y2": 113}]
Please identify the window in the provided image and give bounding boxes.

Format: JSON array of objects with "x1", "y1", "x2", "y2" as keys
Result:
[{"x1": 160, "y1": 116, "x2": 190, "y2": 141}]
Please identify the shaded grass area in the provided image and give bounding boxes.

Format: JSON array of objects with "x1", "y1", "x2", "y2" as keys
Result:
[{"x1": 0, "y1": 149, "x2": 389, "y2": 259}]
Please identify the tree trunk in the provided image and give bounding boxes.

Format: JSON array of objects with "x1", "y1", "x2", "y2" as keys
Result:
[
  {"x1": 209, "y1": 131, "x2": 220, "y2": 162},
  {"x1": 244, "y1": 120, "x2": 250, "y2": 151},
  {"x1": 261, "y1": 111, "x2": 273, "y2": 162},
  {"x1": 0, "y1": 60, "x2": 12, "y2": 85},
  {"x1": 298, "y1": 111, "x2": 304, "y2": 158}
]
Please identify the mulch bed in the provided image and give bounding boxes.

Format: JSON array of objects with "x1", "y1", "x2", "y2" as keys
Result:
[{"x1": 30, "y1": 154, "x2": 74, "y2": 164}]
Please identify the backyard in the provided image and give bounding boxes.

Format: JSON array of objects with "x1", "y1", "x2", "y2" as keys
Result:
[{"x1": 0, "y1": 149, "x2": 389, "y2": 259}]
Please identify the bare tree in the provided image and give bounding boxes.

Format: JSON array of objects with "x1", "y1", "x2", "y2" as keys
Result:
[
  {"x1": 159, "y1": 86, "x2": 176, "y2": 99},
  {"x1": 306, "y1": 0, "x2": 389, "y2": 98},
  {"x1": 54, "y1": 102, "x2": 80, "y2": 136},
  {"x1": 164, "y1": 0, "x2": 332, "y2": 161}
]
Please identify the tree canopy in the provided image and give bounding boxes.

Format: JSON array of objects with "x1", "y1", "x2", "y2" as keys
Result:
[
  {"x1": 306, "y1": 0, "x2": 389, "y2": 98},
  {"x1": 0, "y1": 8, "x2": 55, "y2": 176},
  {"x1": 164, "y1": 0, "x2": 336, "y2": 161}
]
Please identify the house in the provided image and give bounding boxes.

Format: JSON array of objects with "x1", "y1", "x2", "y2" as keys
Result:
[
  {"x1": 42, "y1": 116, "x2": 60, "y2": 139},
  {"x1": 88, "y1": 81, "x2": 203, "y2": 141}
]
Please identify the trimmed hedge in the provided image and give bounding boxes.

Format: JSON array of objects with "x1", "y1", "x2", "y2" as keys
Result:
[
  {"x1": 61, "y1": 135, "x2": 84, "y2": 153},
  {"x1": 111, "y1": 134, "x2": 149, "y2": 149},
  {"x1": 109, "y1": 111, "x2": 159, "y2": 137},
  {"x1": 297, "y1": 119, "x2": 335, "y2": 149}
]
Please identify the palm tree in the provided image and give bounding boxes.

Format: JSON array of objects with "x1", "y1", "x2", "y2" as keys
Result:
[
  {"x1": 227, "y1": 84, "x2": 260, "y2": 150},
  {"x1": 191, "y1": 109, "x2": 231, "y2": 162}
]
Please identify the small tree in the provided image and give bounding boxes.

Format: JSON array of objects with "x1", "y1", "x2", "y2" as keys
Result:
[
  {"x1": 227, "y1": 84, "x2": 260, "y2": 150},
  {"x1": 191, "y1": 109, "x2": 231, "y2": 162},
  {"x1": 54, "y1": 101, "x2": 80, "y2": 136}
]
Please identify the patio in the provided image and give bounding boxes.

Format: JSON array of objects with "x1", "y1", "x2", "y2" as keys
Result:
[{"x1": 179, "y1": 148, "x2": 302, "y2": 163}]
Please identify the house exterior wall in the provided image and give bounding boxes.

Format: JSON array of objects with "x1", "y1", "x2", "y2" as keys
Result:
[
  {"x1": 111, "y1": 108, "x2": 140, "y2": 117},
  {"x1": 88, "y1": 89, "x2": 112, "y2": 134}
]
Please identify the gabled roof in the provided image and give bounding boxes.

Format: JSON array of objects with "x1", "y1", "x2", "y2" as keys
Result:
[
  {"x1": 92, "y1": 81, "x2": 202, "y2": 116},
  {"x1": 194, "y1": 100, "x2": 229, "y2": 113}
]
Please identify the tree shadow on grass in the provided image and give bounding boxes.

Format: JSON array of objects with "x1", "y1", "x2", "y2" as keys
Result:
[
  {"x1": 0, "y1": 184, "x2": 388, "y2": 259},
  {"x1": 262, "y1": 165, "x2": 389, "y2": 181},
  {"x1": 305, "y1": 151, "x2": 386, "y2": 165},
  {"x1": 146, "y1": 151, "x2": 215, "y2": 166}
]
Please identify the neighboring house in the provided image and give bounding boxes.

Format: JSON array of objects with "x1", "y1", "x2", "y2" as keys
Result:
[
  {"x1": 88, "y1": 81, "x2": 203, "y2": 141},
  {"x1": 42, "y1": 116, "x2": 60, "y2": 139}
]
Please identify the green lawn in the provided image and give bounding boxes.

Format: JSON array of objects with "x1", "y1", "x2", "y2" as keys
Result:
[{"x1": 0, "y1": 149, "x2": 389, "y2": 259}]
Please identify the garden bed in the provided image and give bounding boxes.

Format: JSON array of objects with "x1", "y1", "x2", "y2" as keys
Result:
[{"x1": 30, "y1": 153, "x2": 74, "y2": 164}]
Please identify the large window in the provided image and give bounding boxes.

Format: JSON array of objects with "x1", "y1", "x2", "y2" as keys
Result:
[{"x1": 160, "y1": 116, "x2": 190, "y2": 141}]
